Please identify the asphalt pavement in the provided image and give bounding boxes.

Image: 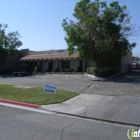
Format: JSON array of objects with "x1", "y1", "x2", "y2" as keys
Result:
[
  {"x1": 86, "y1": 71, "x2": 140, "y2": 96},
  {"x1": 1, "y1": 72, "x2": 140, "y2": 128},
  {"x1": 0, "y1": 105, "x2": 133, "y2": 140},
  {"x1": 0, "y1": 73, "x2": 93, "y2": 92}
]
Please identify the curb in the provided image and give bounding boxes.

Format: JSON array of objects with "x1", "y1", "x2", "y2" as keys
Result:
[
  {"x1": 0, "y1": 99, "x2": 40, "y2": 109},
  {"x1": 84, "y1": 73, "x2": 120, "y2": 81},
  {"x1": 84, "y1": 73, "x2": 96, "y2": 78},
  {"x1": 40, "y1": 107, "x2": 140, "y2": 127}
]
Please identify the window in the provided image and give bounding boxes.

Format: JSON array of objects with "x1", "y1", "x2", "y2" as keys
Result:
[{"x1": 61, "y1": 61, "x2": 70, "y2": 69}]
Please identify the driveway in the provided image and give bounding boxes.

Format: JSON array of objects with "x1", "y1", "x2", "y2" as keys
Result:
[{"x1": 0, "y1": 73, "x2": 93, "y2": 92}]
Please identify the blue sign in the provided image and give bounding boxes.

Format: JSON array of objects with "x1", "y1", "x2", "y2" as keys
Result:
[{"x1": 44, "y1": 84, "x2": 57, "y2": 94}]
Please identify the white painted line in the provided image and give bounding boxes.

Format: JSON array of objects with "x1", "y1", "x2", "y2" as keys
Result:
[{"x1": 0, "y1": 102, "x2": 55, "y2": 115}]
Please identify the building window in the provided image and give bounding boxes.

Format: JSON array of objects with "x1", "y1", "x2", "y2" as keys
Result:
[{"x1": 61, "y1": 61, "x2": 70, "y2": 69}]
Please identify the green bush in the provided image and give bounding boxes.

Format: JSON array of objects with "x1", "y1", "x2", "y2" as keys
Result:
[
  {"x1": 34, "y1": 66, "x2": 38, "y2": 73},
  {"x1": 86, "y1": 67, "x2": 96, "y2": 75},
  {"x1": 44, "y1": 68, "x2": 48, "y2": 73},
  {"x1": 74, "y1": 67, "x2": 77, "y2": 72},
  {"x1": 55, "y1": 69, "x2": 59, "y2": 72},
  {"x1": 86, "y1": 67, "x2": 116, "y2": 77},
  {"x1": 94, "y1": 68, "x2": 116, "y2": 77},
  {"x1": 66, "y1": 69, "x2": 70, "y2": 72},
  {"x1": 70, "y1": 69, "x2": 74, "y2": 72},
  {"x1": 52, "y1": 69, "x2": 55, "y2": 72},
  {"x1": 60, "y1": 68, "x2": 63, "y2": 73}
]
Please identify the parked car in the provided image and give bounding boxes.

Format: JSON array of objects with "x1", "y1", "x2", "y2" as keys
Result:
[
  {"x1": 13, "y1": 64, "x2": 32, "y2": 76},
  {"x1": 132, "y1": 62, "x2": 137, "y2": 69}
]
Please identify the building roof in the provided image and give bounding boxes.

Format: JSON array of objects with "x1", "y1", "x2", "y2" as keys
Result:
[
  {"x1": 28, "y1": 49, "x2": 68, "y2": 55},
  {"x1": 20, "y1": 52, "x2": 79, "y2": 61}
]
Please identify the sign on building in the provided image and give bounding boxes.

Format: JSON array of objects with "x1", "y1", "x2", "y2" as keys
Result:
[{"x1": 44, "y1": 84, "x2": 57, "y2": 94}]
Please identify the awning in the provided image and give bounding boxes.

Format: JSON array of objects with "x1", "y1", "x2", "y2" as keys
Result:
[{"x1": 20, "y1": 53, "x2": 79, "y2": 61}]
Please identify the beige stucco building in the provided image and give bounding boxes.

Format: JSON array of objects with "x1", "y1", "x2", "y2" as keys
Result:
[{"x1": 20, "y1": 49, "x2": 86, "y2": 72}]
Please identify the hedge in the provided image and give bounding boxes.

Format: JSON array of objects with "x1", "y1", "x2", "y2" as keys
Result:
[
  {"x1": 86, "y1": 67, "x2": 96, "y2": 75},
  {"x1": 86, "y1": 67, "x2": 117, "y2": 77}
]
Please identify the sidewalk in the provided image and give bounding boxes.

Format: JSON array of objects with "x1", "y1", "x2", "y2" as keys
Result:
[{"x1": 41, "y1": 94, "x2": 140, "y2": 126}]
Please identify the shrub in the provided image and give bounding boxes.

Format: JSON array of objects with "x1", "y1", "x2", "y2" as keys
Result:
[
  {"x1": 86, "y1": 67, "x2": 96, "y2": 75},
  {"x1": 86, "y1": 67, "x2": 116, "y2": 77},
  {"x1": 52, "y1": 68, "x2": 55, "y2": 72},
  {"x1": 55, "y1": 69, "x2": 59, "y2": 72},
  {"x1": 74, "y1": 67, "x2": 78, "y2": 72},
  {"x1": 44, "y1": 68, "x2": 48, "y2": 73},
  {"x1": 60, "y1": 68, "x2": 63, "y2": 73},
  {"x1": 34, "y1": 66, "x2": 38, "y2": 73},
  {"x1": 70, "y1": 69, "x2": 74, "y2": 72},
  {"x1": 66, "y1": 69, "x2": 70, "y2": 72},
  {"x1": 47, "y1": 68, "x2": 51, "y2": 72},
  {"x1": 94, "y1": 68, "x2": 116, "y2": 77}
]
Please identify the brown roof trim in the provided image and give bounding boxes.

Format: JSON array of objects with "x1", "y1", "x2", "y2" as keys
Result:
[{"x1": 20, "y1": 53, "x2": 79, "y2": 61}]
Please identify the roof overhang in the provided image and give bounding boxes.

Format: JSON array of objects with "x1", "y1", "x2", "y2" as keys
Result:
[{"x1": 20, "y1": 53, "x2": 79, "y2": 61}]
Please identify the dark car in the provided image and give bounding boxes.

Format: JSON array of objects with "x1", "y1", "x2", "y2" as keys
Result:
[{"x1": 13, "y1": 64, "x2": 32, "y2": 76}]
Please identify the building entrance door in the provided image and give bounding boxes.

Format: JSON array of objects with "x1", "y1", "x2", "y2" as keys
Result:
[{"x1": 48, "y1": 62, "x2": 53, "y2": 72}]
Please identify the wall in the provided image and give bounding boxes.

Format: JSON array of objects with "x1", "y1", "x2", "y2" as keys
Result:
[
  {"x1": 70, "y1": 59, "x2": 79, "y2": 69},
  {"x1": 121, "y1": 51, "x2": 132, "y2": 73},
  {"x1": 41, "y1": 59, "x2": 80, "y2": 70},
  {"x1": 58, "y1": 61, "x2": 61, "y2": 69},
  {"x1": 42, "y1": 61, "x2": 48, "y2": 70},
  {"x1": 53, "y1": 60, "x2": 58, "y2": 69},
  {"x1": 20, "y1": 49, "x2": 29, "y2": 57},
  {"x1": 54, "y1": 60, "x2": 58, "y2": 68}
]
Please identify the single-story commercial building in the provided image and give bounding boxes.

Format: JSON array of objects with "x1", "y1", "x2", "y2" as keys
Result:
[
  {"x1": 0, "y1": 48, "x2": 132, "y2": 73},
  {"x1": 20, "y1": 49, "x2": 89, "y2": 72},
  {"x1": 20, "y1": 48, "x2": 132, "y2": 73}
]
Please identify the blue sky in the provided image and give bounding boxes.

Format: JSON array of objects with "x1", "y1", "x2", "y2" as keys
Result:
[{"x1": 0, "y1": 0, "x2": 140, "y2": 56}]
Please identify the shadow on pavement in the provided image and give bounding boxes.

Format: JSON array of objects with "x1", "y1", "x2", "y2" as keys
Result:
[
  {"x1": 92, "y1": 71, "x2": 140, "y2": 84},
  {"x1": 106, "y1": 71, "x2": 140, "y2": 84},
  {"x1": 0, "y1": 73, "x2": 31, "y2": 78},
  {"x1": 88, "y1": 71, "x2": 140, "y2": 96}
]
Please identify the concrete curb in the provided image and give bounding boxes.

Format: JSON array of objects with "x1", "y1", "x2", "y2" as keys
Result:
[
  {"x1": 40, "y1": 107, "x2": 140, "y2": 127},
  {"x1": 0, "y1": 99, "x2": 40, "y2": 109},
  {"x1": 84, "y1": 73, "x2": 96, "y2": 78},
  {"x1": 84, "y1": 73, "x2": 120, "y2": 81}
]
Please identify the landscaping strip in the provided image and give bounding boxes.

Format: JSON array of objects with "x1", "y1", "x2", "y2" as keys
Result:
[{"x1": 0, "y1": 84, "x2": 79, "y2": 105}]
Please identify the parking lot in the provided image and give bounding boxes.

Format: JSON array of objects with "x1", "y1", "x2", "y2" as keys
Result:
[
  {"x1": 1, "y1": 71, "x2": 140, "y2": 95},
  {"x1": 0, "y1": 73, "x2": 94, "y2": 92},
  {"x1": 86, "y1": 71, "x2": 140, "y2": 96}
]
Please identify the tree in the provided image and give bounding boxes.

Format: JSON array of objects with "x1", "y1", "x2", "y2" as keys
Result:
[
  {"x1": 62, "y1": 0, "x2": 139, "y2": 70},
  {"x1": 0, "y1": 24, "x2": 22, "y2": 63}
]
